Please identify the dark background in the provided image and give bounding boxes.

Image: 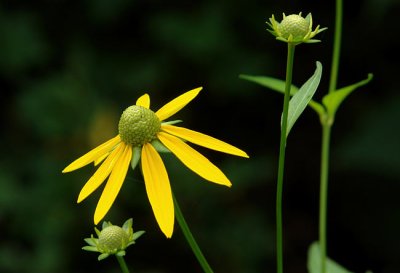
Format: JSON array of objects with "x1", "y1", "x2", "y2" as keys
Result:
[{"x1": 1, "y1": 0, "x2": 399, "y2": 272}]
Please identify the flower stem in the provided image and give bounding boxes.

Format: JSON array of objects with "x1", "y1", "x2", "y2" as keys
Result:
[
  {"x1": 319, "y1": 121, "x2": 331, "y2": 273},
  {"x1": 328, "y1": 0, "x2": 342, "y2": 94},
  {"x1": 173, "y1": 193, "x2": 214, "y2": 273},
  {"x1": 276, "y1": 43, "x2": 296, "y2": 273},
  {"x1": 116, "y1": 255, "x2": 130, "y2": 273},
  {"x1": 319, "y1": 1, "x2": 343, "y2": 272}
]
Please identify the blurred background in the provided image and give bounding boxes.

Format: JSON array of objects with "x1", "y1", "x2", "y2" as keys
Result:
[{"x1": 1, "y1": 0, "x2": 399, "y2": 272}]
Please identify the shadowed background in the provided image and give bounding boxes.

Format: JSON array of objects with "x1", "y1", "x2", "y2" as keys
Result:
[{"x1": 1, "y1": 0, "x2": 399, "y2": 272}]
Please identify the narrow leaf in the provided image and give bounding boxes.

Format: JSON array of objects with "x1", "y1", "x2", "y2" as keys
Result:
[
  {"x1": 308, "y1": 242, "x2": 354, "y2": 273},
  {"x1": 84, "y1": 238, "x2": 97, "y2": 247},
  {"x1": 239, "y1": 74, "x2": 324, "y2": 115},
  {"x1": 132, "y1": 230, "x2": 146, "y2": 240},
  {"x1": 151, "y1": 139, "x2": 171, "y2": 153},
  {"x1": 131, "y1": 146, "x2": 141, "y2": 169},
  {"x1": 122, "y1": 218, "x2": 133, "y2": 230},
  {"x1": 82, "y1": 246, "x2": 98, "y2": 252},
  {"x1": 322, "y1": 73, "x2": 373, "y2": 116},
  {"x1": 98, "y1": 253, "x2": 110, "y2": 261},
  {"x1": 286, "y1": 61, "x2": 322, "y2": 137},
  {"x1": 239, "y1": 74, "x2": 299, "y2": 95}
]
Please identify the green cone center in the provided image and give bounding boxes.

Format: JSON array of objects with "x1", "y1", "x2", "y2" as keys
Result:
[
  {"x1": 278, "y1": 14, "x2": 309, "y2": 40},
  {"x1": 98, "y1": 225, "x2": 129, "y2": 251},
  {"x1": 118, "y1": 105, "x2": 161, "y2": 146}
]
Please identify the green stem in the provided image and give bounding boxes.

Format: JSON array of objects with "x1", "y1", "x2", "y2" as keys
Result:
[
  {"x1": 276, "y1": 43, "x2": 296, "y2": 273},
  {"x1": 319, "y1": 122, "x2": 331, "y2": 273},
  {"x1": 328, "y1": 0, "x2": 343, "y2": 93},
  {"x1": 173, "y1": 193, "x2": 213, "y2": 273},
  {"x1": 116, "y1": 255, "x2": 130, "y2": 273},
  {"x1": 319, "y1": 0, "x2": 343, "y2": 272}
]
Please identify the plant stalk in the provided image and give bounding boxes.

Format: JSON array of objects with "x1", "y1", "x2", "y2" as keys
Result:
[
  {"x1": 328, "y1": 0, "x2": 343, "y2": 94},
  {"x1": 173, "y1": 193, "x2": 214, "y2": 273},
  {"x1": 319, "y1": 0, "x2": 343, "y2": 272},
  {"x1": 319, "y1": 121, "x2": 331, "y2": 273},
  {"x1": 276, "y1": 43, "x2": 296, "y2": 273},
  {"x1": 116, "y1": 255, "x2": 130, "y2": 273}
]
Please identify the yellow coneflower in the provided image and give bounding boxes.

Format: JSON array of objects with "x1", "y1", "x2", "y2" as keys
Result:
[{"x1": 63, "y1": 87, "x2": 248, "y2": 238}]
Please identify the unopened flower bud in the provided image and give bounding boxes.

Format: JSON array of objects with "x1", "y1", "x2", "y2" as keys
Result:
[
  {"x1": 278, "y1": 14, "x2": 309, "y2": 41},
  {"x1": 98, "y1": 225, "x2": 129, "y2": 252},
  {"x1": 82, "y1": 218, "x2": 145, "y2": 261},
  {"x1": 267, "y1": 12, "x2": 327, "y2": 45}
]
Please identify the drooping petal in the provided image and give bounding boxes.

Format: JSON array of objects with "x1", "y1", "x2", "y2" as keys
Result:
[
  {"x1": 161, "y1": 124, "x2": 249, "y2": 158},
  {"x1": 136, "y1": 94, "x2": 150, "y2": 108},
  {"x1": 155, "y1": 87, "x2": 202, "y2": 121},
  {"x1": 141, "y1": 143, "x2": 174, "y2": 238},
  {"x1": 62, "y1": 135, "x2": 121, "y2": 173},
  {"x1": 77, "y1": 143, "x2": 125, "y2": 203},
  {"x1": 94, "y1": 143, "x2": 132, "y2": 224},
  {"x1": 157, "y1": 132, "x2": 231, "y2": 186},
  {"x1": 94, "y1": 152, "x2": 110, "y2": 166}
]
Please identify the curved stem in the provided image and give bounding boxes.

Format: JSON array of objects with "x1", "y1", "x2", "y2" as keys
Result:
[
  {"x1": 116, "y1": 255, "x2": 130, "y2": 273},
  {"x1": 319, "y1": 122, "x2": 331, "y2": 273},
  {"x1": 173, "y1": 193, "x2": 214, "y2": 273},
  {"x1": 276, "y1": 43, "x2": 296, "y2": 273},
  {"x1": 328, "y1": 0, "x2": 343, "y2": 93}
]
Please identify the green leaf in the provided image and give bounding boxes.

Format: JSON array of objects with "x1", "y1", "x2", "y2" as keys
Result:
[
  {"x1": 151, "y1": 139, "x2": 171, "y2": 153},
  {"x1": 162, "y1": 119, "x2": 183, "y2": 125},
  {"x1": 322, "y1": 73, "x2": 373, "y2": 116},
  {"x1": 286, "y1": 61, "x2": 322, "y2": 136},
  {"x1": 132, "y1": 230, "x2": 146, "y2": 240},
  {"x1": 94, "y1": 227, "x2": 101, "y2": 237},
  {"x1": 239, "y1": 74, "x2": 324, "y2": 116},
  {"x1": 131, "y1": 147, "x2": 142, "y2": 170},
  {"x1": 84, "y1": 237, "x2": 97, "y2": 247},
  {"x1": 122, "y1": 218, "x2": 133, "y2": 231},
  {"x1": 98, "y1": 253, "x2": 110, "y2": 261},
  {"x1": 82, "y1": 246, "x2": 99, "y2": 252},
  {"x1": 239, "y1": 74, "x2": 299, "y2": 95},
  {"x1": 102, "y1": 221, "x2": 112, "y2": 229},
  {"x1": 308, "y1": 242, "x2": 353, "y2": 273}
]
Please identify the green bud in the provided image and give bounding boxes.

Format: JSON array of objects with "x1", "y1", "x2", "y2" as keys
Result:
[
  {"x1": 278, "y1": 14, "x2": 309, "y2": 41},
  {"x1": 267, "y1": 12, "x2": 327, "y2": 45},
  {"x1": 82, "y1": 218, "x2": 145, "y2": 260},
  {"x1": 98, "y1": 225, "x2": 129, "y2": 252},
  {"x1": 118, "y1": 105, "x2": 161, "y2": 146}
]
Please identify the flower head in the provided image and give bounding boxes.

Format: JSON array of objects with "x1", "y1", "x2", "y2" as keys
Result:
[
  {"x1": 82, "y1": 218, "x2": 145, "y2": 260},
  {"x1": 267, "y1": 12, "x2": 327, "y2": 45},
  {"x1": 63, "y1": 87, "x2": 249, "y2": 238}
]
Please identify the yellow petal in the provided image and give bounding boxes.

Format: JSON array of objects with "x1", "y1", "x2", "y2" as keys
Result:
[
  {"x1": 161, "y1": 124, "x2": 249, "y2": 158},
  {"x1": 158, "y1": 132, "x2": 231, "y2": 186},
  {"x1": 155, "y1": 87, "x2": 202, "y2": 121},
  {"x1": 141, "y1": 143, "x2": 174, "y2": 238},
  {"x1": 94, "y1": 152, "x2": 110, "y2": 166},
  {"x1": 62, "y1": 135, "x2": 121, "y2": 173},
  {"x1": 136, "y1": 93, "x2": 150, "y2": 108},
  {"x1": 77, "y1": 143, "x2": 125, "y2": 203},
  {"x1": 94, "y1": 143, "x2": 132, "y2": 224}
]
